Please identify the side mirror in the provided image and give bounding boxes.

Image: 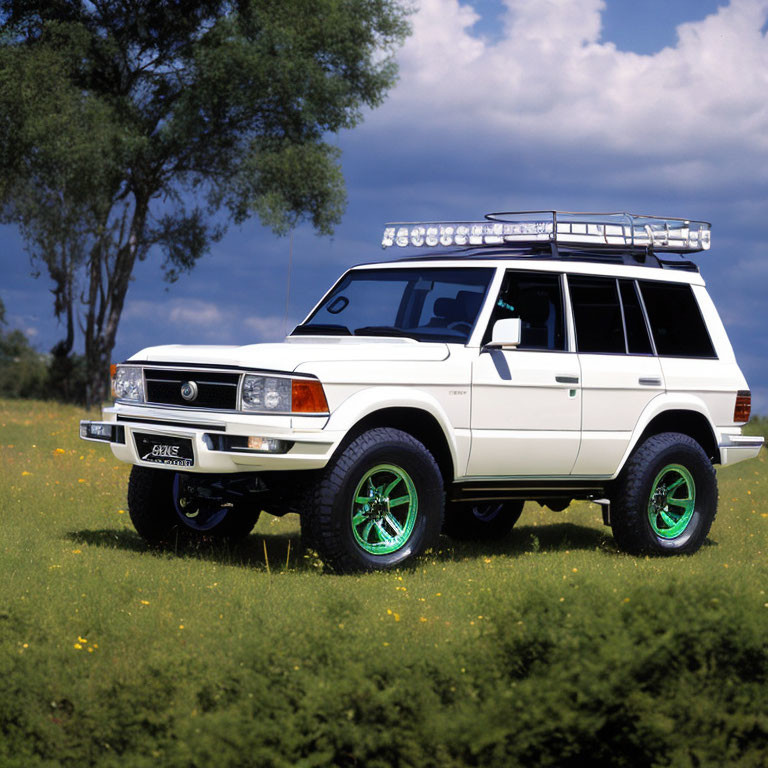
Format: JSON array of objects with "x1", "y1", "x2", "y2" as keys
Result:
[{"x1": 485, "y1": 318, "x2": 522, "y2": 349}]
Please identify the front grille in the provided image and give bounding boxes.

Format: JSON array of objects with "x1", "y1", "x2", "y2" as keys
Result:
[{"x1": 144, "y1": 368, "x2": 240, "y2": 410}]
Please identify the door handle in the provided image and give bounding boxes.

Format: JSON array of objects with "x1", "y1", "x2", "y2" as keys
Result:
[
  {"x1": 555, "y1": 375, "x2": 579, "y2": 384},
  {"x1": 638, "y1": 378, "x2": 662, "y2": 386}
]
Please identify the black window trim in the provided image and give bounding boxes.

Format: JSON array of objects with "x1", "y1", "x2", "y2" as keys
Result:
[
  {"x1": 568, "y1": 274, "x2": 686, "y2": 359},
  {"x1": 631, "y1": 278, "x2": 658, "y2": 356},
  {"x1": 483, "y1": 270, "x2": 718, "y2": 361},
  {"x1": 615, "y1": 278, "x2": 629, "y2": 355}
]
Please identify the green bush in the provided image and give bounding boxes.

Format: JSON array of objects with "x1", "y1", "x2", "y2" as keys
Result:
[
  {"x1": 0, "y1": 328, "x2": 48, "y2": 399},
  {"x1": 1, "y1": 581, "x2": 765, "y2": 767},
  {"x1": 0, "y1": 299, "x2": 88, "y2": 402}
]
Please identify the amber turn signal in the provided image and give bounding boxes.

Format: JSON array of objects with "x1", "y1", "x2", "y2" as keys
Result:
[
  {"x1": 291, "y1": 379, "x2": 329, "y2": 413},
  {"x1": 734, "y1": 390, "x2": 751, "y2": 423}
]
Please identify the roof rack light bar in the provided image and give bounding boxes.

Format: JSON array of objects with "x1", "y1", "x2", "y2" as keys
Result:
[{"x1": 381, "y1": 211, "x2": 711, "y2": 253}]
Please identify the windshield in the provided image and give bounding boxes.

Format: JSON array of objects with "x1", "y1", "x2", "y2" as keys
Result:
[{"x1": 293, "y1": 267, "x2": 495, "y2": 343}]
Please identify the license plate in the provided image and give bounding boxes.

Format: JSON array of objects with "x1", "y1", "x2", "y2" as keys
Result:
[{"x1": 134, "y1": 433, "x2": 194, "y2": 468}]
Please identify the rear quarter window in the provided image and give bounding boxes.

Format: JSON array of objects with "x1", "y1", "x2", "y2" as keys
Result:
[{"x1": 639, "y1": 281, "x2": 716, "y2": 358}]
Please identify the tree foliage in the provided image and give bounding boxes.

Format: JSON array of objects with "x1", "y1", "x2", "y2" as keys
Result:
[{"x1": 0, "y1": 0, "x2": 410, "y2": 403}]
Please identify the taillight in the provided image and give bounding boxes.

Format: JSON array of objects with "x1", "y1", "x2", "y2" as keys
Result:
[
  {"x1": 734, "y1": 390, "x2": 751, "y2": 423},
  {"x1": 291, "y1": 379, "x2": 329, "y2": 413}
]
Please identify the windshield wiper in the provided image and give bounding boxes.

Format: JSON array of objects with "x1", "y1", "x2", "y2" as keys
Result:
[
  {"x1": 353, "y1": 326, "x2": 418, "y2": 339},
  {"x1": 291, "y1": 323, "x2": 352, "y2": 336}
]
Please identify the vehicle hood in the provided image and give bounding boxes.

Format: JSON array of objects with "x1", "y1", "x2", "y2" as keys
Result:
[{"x1": 128, "y1": 336, "x2": 450, "y2": 372}]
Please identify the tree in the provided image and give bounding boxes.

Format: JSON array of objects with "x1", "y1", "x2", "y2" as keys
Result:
[{"x1": 0, "y1": 0, "x2": 410, "y2": 404}]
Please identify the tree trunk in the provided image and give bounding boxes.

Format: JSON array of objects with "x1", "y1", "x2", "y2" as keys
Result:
[{"x1": 83, "y1": 196, "x2": 148, "y2": 407}]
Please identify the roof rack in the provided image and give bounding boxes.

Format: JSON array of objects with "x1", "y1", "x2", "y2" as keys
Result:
[
  {"x1": 389, "y1": 244, "x2": 700, "y2": 272},
  {"x1": 381, "y1": 211, "x2": 711, "y2": 254}
]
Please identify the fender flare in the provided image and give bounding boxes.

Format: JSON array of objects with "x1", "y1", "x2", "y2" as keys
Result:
[
  {"x1": 324, "y1": 386, "x2": 463, "y2": 477},
  {"x1": 615, "y1": 393, "x2": 718, "y2": 476}
]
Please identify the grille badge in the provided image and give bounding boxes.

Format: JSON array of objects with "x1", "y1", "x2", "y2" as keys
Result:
[{"x1": 180, "y1": 381, "x2": 199, "y2": 402}]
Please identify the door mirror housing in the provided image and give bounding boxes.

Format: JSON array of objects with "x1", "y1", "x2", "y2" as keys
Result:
[{"x1": 486, "y1": 318, "x2": 522, "y2": 349}]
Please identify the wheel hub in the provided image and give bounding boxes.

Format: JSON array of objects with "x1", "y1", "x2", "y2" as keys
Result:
[
  {"x1": 173, "y1": 475, "x2": 233, "y2": 531},
  {"x1": 362, "y1": 489, "x2": 391, "y2": 521},
  {"x1": 351, "y1": 464, "x2": 418, "y2": 555},
  {"x1": 647, "y1": 464, "x2": 696, "y2": 539}
]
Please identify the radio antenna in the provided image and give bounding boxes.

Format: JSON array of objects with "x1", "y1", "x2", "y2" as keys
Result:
[{"x1": 284, "y1": 228, "x2": 293, "y2": 336}]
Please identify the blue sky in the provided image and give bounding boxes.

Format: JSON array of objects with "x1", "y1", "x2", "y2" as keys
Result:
[{"x1": 3, "y1": 0, "x2": 768, "y2": 409}]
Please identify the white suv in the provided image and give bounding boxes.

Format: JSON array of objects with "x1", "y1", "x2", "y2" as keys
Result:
[{"x1": 81, "y1": 211, "x2": 763, "y2": 572}]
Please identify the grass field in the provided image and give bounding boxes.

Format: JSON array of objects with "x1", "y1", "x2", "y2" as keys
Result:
[{"x1": 1, "y1": 398, "x2": 767, "y2": 767}]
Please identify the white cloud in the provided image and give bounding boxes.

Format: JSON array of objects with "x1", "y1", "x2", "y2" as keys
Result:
[
  {"x1": 123, "y1": 297, "x2": 288, "y2": 344},
  {"x1": 168, "y1": 302, "x2": 226, "y2": 328},
  {"x1": 365, "y1": 0, "x2": 768, "y2": 188},
  {"x1": 243, "y1": 314, "x2": 290, "y2": 340}
]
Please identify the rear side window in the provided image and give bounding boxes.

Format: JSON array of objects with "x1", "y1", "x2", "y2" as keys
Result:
[
  {"x1": 483, "y1": 270, "x2": 565, "y2": 350},
  {"x1": 568, "y1": 276, "x2": 625, "y2": 353},
  {"x1": 639, "y1": 281, "x2": 716, "y2": 358}
]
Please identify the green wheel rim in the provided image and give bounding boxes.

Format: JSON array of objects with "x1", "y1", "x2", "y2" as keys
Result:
[
  {"x1": 647, "y1": 463, "x2": 696, "y2": 539},
  {"x1": 351, "y1": 464, "x2": 418, "y2": 555}
]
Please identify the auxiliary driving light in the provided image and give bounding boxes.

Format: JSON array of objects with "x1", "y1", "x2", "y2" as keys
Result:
[
  {"x1": 79, "y1": 422, "x2": 125, "y2": 443},
  {"x1": 203, "y1": 434, "x2": 293, "y2": 454},
  {"x1": 247, "y1": 436, "x2": 290, "y2": 453},
  {"x1": 381, "y1": 212, "x2": 711, "y2": 253}
]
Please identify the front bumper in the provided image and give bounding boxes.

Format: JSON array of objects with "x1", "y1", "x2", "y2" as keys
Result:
[{"x1": 80, "y1": 404, "x2": 342, "y2": 473}]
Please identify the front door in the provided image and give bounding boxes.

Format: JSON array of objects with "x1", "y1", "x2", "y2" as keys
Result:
[{"x1": 468, "y1": 269, "x2": 582, "y2": 477}]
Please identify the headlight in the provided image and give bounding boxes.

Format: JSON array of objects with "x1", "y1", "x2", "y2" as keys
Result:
[
  {"x1": 242, "y1": 375, "x2": 292, "y2": 412},
  {"x1": 112, "y1": 365, "x2": 145, "y2": 402},
  {"x1": 241, "y1": 375, "x2": 328, "y2": 414}
]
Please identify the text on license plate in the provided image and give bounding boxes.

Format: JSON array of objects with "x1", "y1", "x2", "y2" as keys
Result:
[{"x1": 134, "y1": 433, "x2": 194, "y2": 468}]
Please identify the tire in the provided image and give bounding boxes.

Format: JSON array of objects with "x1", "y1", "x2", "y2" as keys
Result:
[
  {"x1": 127, "y1": 466, "x2": 259, "y2": 545},
  {"x1": 301, "y1": 428, "x2": 444, "y2": 573},
  {"x1": 610, "y1": 432, "x2": 717, "y2": 556},
  {"x1": 443, "y1": 500, "x2": 524, "y2": 541}
]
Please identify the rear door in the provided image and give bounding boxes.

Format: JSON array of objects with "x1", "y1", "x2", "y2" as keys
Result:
[{"x1": 569, "y1": 276, "x2": 664, "y2": 475}]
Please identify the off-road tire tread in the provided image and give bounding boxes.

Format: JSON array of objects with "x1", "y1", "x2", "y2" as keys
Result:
[
  {"x1": 611, "y1": 432, "x2": 717, "y2": 556},
  {"x1": 128, "y1": 466, "x2": 176, "y2": 544},
  {"x1": 301, "y1": 428, "x2": 444, "y2": 573},
  {"x1": 128, "y1": 466, "x2": 258, "y2": 545}
]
